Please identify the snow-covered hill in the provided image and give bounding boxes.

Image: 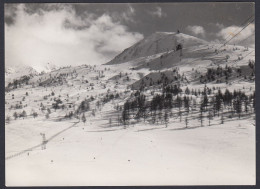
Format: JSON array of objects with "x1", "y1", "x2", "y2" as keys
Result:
[
  {"x1": 105, "y1": 32, "x2": 255, "y2": 85},
  {"x1": 5, "y1": 65, "x2": 39, "y2": 86},
  {"x1": 5, "y1": 65, "x2": 38, "y2": 77},
  {"x1": 106, "y1": 32, "x2": 207, "y2": 65}
]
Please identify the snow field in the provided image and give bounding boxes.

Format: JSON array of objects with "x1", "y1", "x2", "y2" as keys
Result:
[{"x1": 6, "y1": 116, "x2": 255, "y2": 185}]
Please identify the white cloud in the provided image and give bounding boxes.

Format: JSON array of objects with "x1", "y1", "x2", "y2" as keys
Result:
[
  {"x1": 215, "y1": 23, "x2": 224, "y2": 29},
  {"x1": 186, "y1": 25, "x2": 206, "y2": 37},
  {"x1": 217, "y1": 24, "x2": 255, "y2": 47},
  {"x1": 5, "y1": 4, "x2": 143, "y2": 71},
  {"x1": 149, "y1": 6, "x2": 166, "y2": 18}
]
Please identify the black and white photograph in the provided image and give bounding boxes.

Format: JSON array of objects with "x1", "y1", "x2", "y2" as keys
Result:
[{"x1": 4, "y1": 2, "x2": 255, "y2": 186}]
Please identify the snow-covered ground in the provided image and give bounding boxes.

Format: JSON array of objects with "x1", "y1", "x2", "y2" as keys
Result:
[
  {"x1": 5, "y1": 32, "x2": 255, "y2": 186},
  {"x1": 6, "y1": 115, "x2": 255, "y2": 186}
]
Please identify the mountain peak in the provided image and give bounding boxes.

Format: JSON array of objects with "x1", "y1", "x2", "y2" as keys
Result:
[{"x1": 106, "y1": 31, "x2": 207, "y2": 65}]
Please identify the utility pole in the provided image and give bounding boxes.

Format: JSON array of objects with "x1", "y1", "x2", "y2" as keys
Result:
[{"x1": 40, "y1": 133, "x2": 47, "y2": 150}]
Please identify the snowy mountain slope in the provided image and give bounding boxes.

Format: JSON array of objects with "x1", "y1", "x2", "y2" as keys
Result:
[
  {"x1": 5, "y1": 31, "x2": 255, "y2": 186},
  {"x1": 5, "y1": 65, "x2": 38, "y2": 77},
  {"x1": 5, "y1": 63, "x2": 58, "y2": 84},
  {"x1": 42, "y1": 62, "x2": 58, "y2": 73},
  {"x1": 5, "y1": 65, "x2": 39, "y2": 86},
  {"x1": 105, "y1": 32, "x2": 254, "y2": 79},
  {"x1": 106, "y1": 32, "x2": 207, "y2": 65}
]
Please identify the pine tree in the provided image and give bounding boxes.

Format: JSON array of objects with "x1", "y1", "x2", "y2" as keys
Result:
[
  {"x1": 184, "y1": 96, "x2": 190, "y2": 114},
  {"x1": 82, "y1": 113, "x2": 86, "y2": 125},
  {"x1": 32, "y1": 112, "x2": 38, "y2": 118},
  {"x1": 122, "y1": 110, "x2": 129, "y2": 126},
  {"x1": 244, "y1": 98, "x2": 249, "y2": 114},
  {"x1": 215, "y1": 95, "x2": 222, "y2": 117},
  {"x1": 21, "y1": 110, "x2": 27, "y2": 118},
  {"x1": 221, "y1": 114, "x2": 224, "y2": 124},
  {"x1": 202, "y1": 94, "x2": 209, "y2": 111},
  {"x1": 185, "y1": 87, "x2": 190, "y2": 95},
  {"x1": 176, "y1": 95, "x2": 182, "y2": 119},
  {"x1": 253, "y1": 91, "x2": 255, "y2": 113},
  {"x1": 13, "y1": 112, "x2": 18, "y2": 120},
  {"x1": 92, "y1": 109, "x2": 96, "y2": 117},
  {"x1": 158, "y1": 110, "x2": 162, "y2": 124},
  {"x1": 208, "y1": 110, "x2": 213, "y2": 126},
  {"x1": 192, "y1": 98, "x2": 197, "y2": 111},
  {"x1": 109, "y1": 118, "x2": 112, "y2": 127},
  {"x1": 142, "y1": 106, "x2": 147, "y2": 123},
  {"x1": 5, "y1": 116, "x2": 11, "y2": 123},
  {"x1": 233, "y1": 97, "x2": 242, "y2": 119},
  {"x1": 116, "y1": 113, "x2": 120, "y2": 126},
  {"x1": 164, "y1": 110, "x2": 169, "y2": 128},
  {"x1": 185, "y1": 117, "x2": 188, "y2": 128},
  {"x1": 199, "y1": 105, "x2": 203, "y2": 127}
]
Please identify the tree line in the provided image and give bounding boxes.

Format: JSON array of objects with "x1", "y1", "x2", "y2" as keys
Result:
[{"x1": 121, "y1": 85, "x2": 255, "y2": 128}]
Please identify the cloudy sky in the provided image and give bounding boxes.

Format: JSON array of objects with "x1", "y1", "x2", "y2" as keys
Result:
[{"x1": 5, "y1": 3, "x2": 255, "y2": 71}]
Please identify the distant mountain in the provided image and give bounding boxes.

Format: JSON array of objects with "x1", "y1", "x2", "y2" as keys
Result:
[
  {"x1": 5, "y1": 65, "x2": 39, "y2": 86},
  {"x1": 5, "y1": 65, "x2": 38, "y2": 77}
]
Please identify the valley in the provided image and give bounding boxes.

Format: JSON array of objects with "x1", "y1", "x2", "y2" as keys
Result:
[{"x1": 5, "y1": 32, "x2": 255, "y2": 185}]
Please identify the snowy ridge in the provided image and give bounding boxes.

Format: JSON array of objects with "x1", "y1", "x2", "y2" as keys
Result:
[
  {"x1": 5, "y1": 65, "x2": 38, "y2": 76},
  {"x1": 5, "y1": 65, "x2": 39, "y2": 86},
  {"x1": 106, "y1": 32, "x2": 207, "y2": 65}
]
